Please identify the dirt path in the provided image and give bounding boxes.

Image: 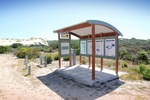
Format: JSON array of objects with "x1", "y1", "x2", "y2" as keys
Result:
[{"x1": 0, "y1": 54, "x2": 150, "y2": 100}]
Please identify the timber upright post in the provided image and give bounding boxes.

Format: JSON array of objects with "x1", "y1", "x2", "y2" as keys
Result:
[
  {"x1": 69, "y1": 32, "x2": 72, "y2": 66},
  {"x1": 88, "y1": 34, "x2": 91, "y2": 68},
  {"x1": 116, "y1": 33, "x2": 119, "y2": 76},
  {"x1": 25, "y1": 55, "x2": 28, "y2": 69},
  {"x1": 92, "y1": 24, "x2": 95, "y2": 80},
  {"x1": 88, "y1": 57, "x2": 91, "y2": 68},
  {"x1": 100, "y1": 33, "x2": 103, "y2": 71},
  {"x1": 28, "y1": 65, "x2": 31, "y2": 75},
  {"x1": 101, "y1": 58, "x2": 103, "y2": 71},
  {"x1": 79, "y1": 56, "x2": 82, "y2": 65},
  {"x1": 58, "y1": 32, "x2": 61, "y2": 68}
]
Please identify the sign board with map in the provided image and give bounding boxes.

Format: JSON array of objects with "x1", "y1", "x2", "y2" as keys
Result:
[
  {"x1": 80, "y1": 37, "x2": 117, "y2": 58},
  {"x1": 105, "y1": 38, "x2": 116, "y2": 57},
  {"x1": 95, "y1": 39, "x2": 104, "y2": 56},
  {"x1": 87, "y1": 40, "x2": 92, "y2": 55},
  {"x1": 80, "y1": 40, "x2": 87, "y2": 55}
]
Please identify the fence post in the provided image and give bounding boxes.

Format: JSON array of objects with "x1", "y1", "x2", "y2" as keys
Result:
[
  {"x1": 28, "y1": 65, "x2": 31, "y2": 75},
  {"x1": 45, "y1": 56, "x2": 47, "y2": 67},
  {"x1": 25, "y1": 55, "x2": 28, "y2": 69}
]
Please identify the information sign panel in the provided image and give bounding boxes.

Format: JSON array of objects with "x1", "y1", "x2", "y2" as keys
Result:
[
  {"x1": 80, "y1": 40, "x2": 86, "y2": 55},
  {"x1": 61, "y1": 41, "x2": 70, "y2": 55},
  {"x1": 60, "y1": 32, "x2": 69, "y2": 39},
  {"x1": 87, "y1": 40, "x2": 92, "y2": 55},
  {"x1": 95, "y1": 39, "x2": 104, "y2": 56},
  {"x1": 105, "y1": 38, "x2": 116, "y2": 57}
]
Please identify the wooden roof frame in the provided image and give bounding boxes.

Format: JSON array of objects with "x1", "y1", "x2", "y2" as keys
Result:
[{"x1": 53, "y1": 20, "x2": 123, "y2": 39}]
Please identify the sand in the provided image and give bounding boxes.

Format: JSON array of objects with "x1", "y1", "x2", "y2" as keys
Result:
[{"x1": 0, "y1": 54, "x2": 150, "y2": 100}]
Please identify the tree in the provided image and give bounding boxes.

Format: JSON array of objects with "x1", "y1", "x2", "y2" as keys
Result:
[
  {"x1": 119, "y1": 48, "x2": 127, "y2": 59},
  {"x1": 138, "y1": 51, "x2": 149, "y2": 64}
]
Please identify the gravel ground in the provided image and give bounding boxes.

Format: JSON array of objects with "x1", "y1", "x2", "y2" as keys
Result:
[{"x1": 0, "y1": 54, "x2": 150, "y2": 100}]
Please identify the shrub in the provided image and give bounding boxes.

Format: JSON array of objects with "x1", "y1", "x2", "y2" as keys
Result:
[
  {"x1": 63, "y1": 57, "x2": 69, "y2": 61},
  {"x1": 82, "y1": 58, "x2": 87, "y2": 64},
  {"x1": 16, "y1": 51, "x2": 26, "y2": 58},
  {"x1": 16, "y1": 47, "x2": 40, "y2": 59},
  {"x1": 139, "y1": 64, "x2": 150, "y2": 80},
  {"x1": 27, "y1": 48, "x2": 40, "y2": 59},
  {"x1": 46, "y1": 54, "x2": 53, "y2": 64},
  {"x1": 122, "y1": 62, "x2": 128, "y2": 68},
  {"x1": 53, "y1": 53, "x2": 59, "y2": 60},
  {"x1": 76, "y1": 48, "x2": 80, "y2": 55},
  {"x1": 138, "y1": 51, "x2": 149, "y2": 64},
  {"x1": 0, "y1": 46, "x2": 11, "y2": 54},
  {"x1": 108, "y1": 63, "x2": 111, "y2": 67},
  {"x1": 11, "y1": 43, "x2": 23, "y2": 48}
]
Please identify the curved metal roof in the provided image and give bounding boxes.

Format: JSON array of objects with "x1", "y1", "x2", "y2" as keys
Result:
[{"x1": 53, "y1": 20, "x2": 123, "y2": 38}]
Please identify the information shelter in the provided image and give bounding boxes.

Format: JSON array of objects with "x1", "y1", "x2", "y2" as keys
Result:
[{"x1": 53, "y1": 20, "x2": 123, "y2": 80}]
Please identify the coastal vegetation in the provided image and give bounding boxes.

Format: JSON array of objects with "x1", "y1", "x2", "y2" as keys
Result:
[{"x1": 0, "y1": 38, "x2": 150, "y2": 80}]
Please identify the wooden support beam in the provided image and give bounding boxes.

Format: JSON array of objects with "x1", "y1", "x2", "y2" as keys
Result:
[
  {"x1": 54, "y1": 22, "x2": 91, "y2": 33},
  {"x1": 80, "y1": 32, "x2": 116, "y2": 39},
  {"x1": 80, "y1": 56, "x2": 82, "y2": 65},
  {"x1": 92, "y1": 25, "x2": 95, "y2": 80},
  {"x1": 101, "y1": 58, "x2": 103, "y2": 71},
  {"x1": 69, "y1": 32, "x2": 80, "y2": 38},
  {"x1": 69, "y1": 32, "x2": 72, "y2": 66},
  {"x1": 116, "y1": 33, "x2": 119, "y2": 76},
  {"x1": 100, "y1": 33, "x2": 103, "y2": 71},
  {"x1": 69, "y1": 56, "x2": 72, "y2": 66},
  {"x1": 58, "y1": 33, "x2": 61, "y2": 68},
  {"x1": 88, "y1": 57, "x2": 91, "y2": 68}
]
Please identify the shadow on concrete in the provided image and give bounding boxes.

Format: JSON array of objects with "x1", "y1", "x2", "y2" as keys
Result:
[{"x1": 37, "y1": 66, "x2": 125, "y2": 100}]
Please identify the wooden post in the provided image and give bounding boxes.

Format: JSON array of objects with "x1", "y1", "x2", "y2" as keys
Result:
[
  {"x1": 28, "y1": 65, "x2": 31, "y2": 75},
  {"x1": 69, "y1": 32, "x2": 72, "y2": 66},
  {"x1": 88, "y1": 34, "x2": 91, "y2": 68},
  {"x1": 92, "y1": 25, "x2": 95, "y2": 80},
  {"x1": 80, "y1": 56, "x2": 82, "y2": 65},
  {"x1": 58, "y1": 33, "x2": 61, "y2": 68},
  {"x1": 45, "y1": 56, "x2": 47, "y2": 67},
  {"x1": 69, "y1": 56, "x2": 72, "y2": 66},
  {"x1": 101, "y1": 58, "x2": 103, "y2": 71},
  {"x1": 25, "y1": 55, "x2": 28, "y2": 69},
  {"x1": 100, "y1": 33, "x2": 103, "y2": 71},
  {"x1": 88, "y1": 57, "x2": 91, "y2": 68},
  {"x1": 116, "y1": 33, "x2": 119, "y2": 76}
]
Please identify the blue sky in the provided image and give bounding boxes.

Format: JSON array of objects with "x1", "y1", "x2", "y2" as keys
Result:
[{"x1": 0, "y1": 0, "x2": 150, "y2": 40}]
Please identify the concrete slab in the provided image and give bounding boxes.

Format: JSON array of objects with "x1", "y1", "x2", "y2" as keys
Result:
[{"x1": 55, "y1": 64, "x2": 127, "y2": 87}]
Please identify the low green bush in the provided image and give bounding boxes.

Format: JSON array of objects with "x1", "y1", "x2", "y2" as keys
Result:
[
  {"x1": 0, "y1": 46, "x2": 11, "y2": 54},
  {"x1": 139, "y1": 64, "x2": 150, "y2": 80},
  {"x1": 76, "y1": 48, "x2": 80, "y2": 55},
  {"x1": 82, "y1": 58, "x2": 87, "y2": 64},
  {"x1": 122, "y1": 61, "x2": 128, "y2": 68},
  {"x1": 16, "y1": 47, "x2": 40, "y2": 59},
  {"x1": 46, "y1": 54, "x2": 53, "y2": 64},
  {"x1": 63, "y1": 57, "x2": 69, "y2": 61},
  {"x1": 53, "y1": 53, "x2": 59, "y2": 60},
  {"x1": 16, "y1": 51, "x2": 26, "y2": 58}
]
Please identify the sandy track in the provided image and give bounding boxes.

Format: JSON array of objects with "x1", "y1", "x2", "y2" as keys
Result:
[{"x1": 0, "y1": 54, "x2": 150, "y2": 100}]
